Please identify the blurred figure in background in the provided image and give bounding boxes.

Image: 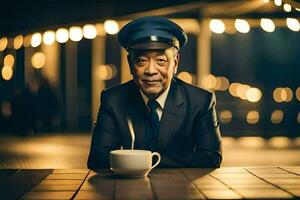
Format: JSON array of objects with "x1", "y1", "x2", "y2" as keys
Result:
[
  {"x1": 11, "y1": 75, "x2": 61, "y2": 135},
  {"x1": 12, "y1": 86, "x2": 35, "y2": 136},
  {"x1": 34, "y1": 75, "x2": 60, "y2": 133}
]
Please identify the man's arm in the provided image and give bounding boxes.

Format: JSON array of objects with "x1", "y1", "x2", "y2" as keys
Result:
[
  {"x1": 87, "y1": 91, "x2": 121, "y2": 169},
  {"x1": 160, "y1": 92, "x2": 222, "y2": 168}
]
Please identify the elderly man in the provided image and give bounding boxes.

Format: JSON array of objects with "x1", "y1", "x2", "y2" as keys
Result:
[{"x1": 87, "y1": 16, "x2": 222, "y2": 169}]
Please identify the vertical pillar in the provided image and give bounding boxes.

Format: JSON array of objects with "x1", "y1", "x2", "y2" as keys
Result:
[
  {"x1": 65, "y1": 42, "x2": 78, "y2": 131},
  {"x1": 197, "y1": 18, "x2": 211, "y2": 87},
  {"x1": 41, "y1": 43, "x2": 60, "y2": 87},
  {"x1": 24, "y1": 47, "x2": 34, "y2": 85},
  {"x1": 91, "y1": 36, "x2": 106, "y2": 123}
]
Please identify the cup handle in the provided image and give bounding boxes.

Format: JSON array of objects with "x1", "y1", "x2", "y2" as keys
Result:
[{"x1": 151, "y1": 152, "x2": 161, "y2": 169}]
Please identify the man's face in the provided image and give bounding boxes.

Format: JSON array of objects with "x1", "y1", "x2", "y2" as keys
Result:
[{"x1": 128, "y1": 47, "x2": 179, "y2": 99}]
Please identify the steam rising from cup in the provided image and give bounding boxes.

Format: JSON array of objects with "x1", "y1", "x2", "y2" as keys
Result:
[{"x1": 127, "y1": 116, "x2": 135, "y2": 150}]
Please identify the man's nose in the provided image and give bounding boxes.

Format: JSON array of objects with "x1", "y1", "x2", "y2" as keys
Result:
[{"x1": 145, "y1": 60, "x2": 157, "y2": 74}]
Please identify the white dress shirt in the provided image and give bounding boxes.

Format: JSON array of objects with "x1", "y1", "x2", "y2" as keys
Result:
[{"x1": 140, "y1": 84, "x2": 171, "y2": 121}]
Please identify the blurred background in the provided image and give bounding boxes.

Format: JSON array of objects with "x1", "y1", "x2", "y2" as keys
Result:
[{"x1": 0, "y1": 0, "x2": 299, "y2": 168}]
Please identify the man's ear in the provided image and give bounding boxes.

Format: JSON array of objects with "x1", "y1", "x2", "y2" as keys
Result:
[
  {"x1": 173, "y1": 53, "x2": 179, "y2": 74},
  {"x1": 127, "y1": 54, "x2": 134, "y2": 75}
]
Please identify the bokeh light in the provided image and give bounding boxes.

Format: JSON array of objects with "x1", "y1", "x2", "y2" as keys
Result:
[
  {"x1": 296, "y1": 87, "x2": 300, "y2": 101},
  {"x1": 209, "y1": 19, "x2": 225, "y2": 34},
  {"x1": 69, "y1": 26, "x2": 83, "y2": 42},
  {"x1": 246, "y1": 87, "x2": 262, "y2": 102},
  {"x1": 273, "y1": 87, "x2": 282, "y2": 103},
  {"x1": 56, "y1": 28, "x2": 69, "y2": 43},
  {"x1": 229, "y1": 83, "x2": 239, "y2": 97},
  {"x1": 271, "y1": 110, "x2": 284, "y2": 124},
  {"x1": 83, "y1": 24, "x2": 97, "y2": 39},
  {"x1": 219, "y1": 110, "x2": 232, "y2": 124},
  {"x1": 1, "y1": 66, "x2": 13, "y2": 80},
  {"x1": 177, "y1": 71, "x2": 194, "y2": 84},
  {"x1": 43, "y1": 31, "x2": 56, "y2": 45},
  {"x1": 283, "y1": 4, "x2": 291, "y2": 12},
  {"x1": 218, "y1": 76, "x2": 230, "y2": 91},
  {"x1": 274, "y1": 0, "x2": 282, "y2": 6},
  {"x1": 31, "y1": 52, "x2": 46, "y2": 69},
  {"x1": 297, "y1": 112, "x2": 300, "y2": 124},
  {"x1": 236, "y1": 84, "x2": 251, "y2": 100},
  {"x1": 234, "y1": 19, "x2": 250, "y2": 33},
  {"x1": 31, "y1": 33, "x2": 42, "y2": 47},
  {"x1": 268, "y1": 137, "x2": 290, "y2": 149},
  {"x1": 104, "y1": 20, "x2": 119, "y2": 35},
  {"x1": 0, "y1": 37, "x2": 8, "y2": 51},
  {"x1": 13, "y1": 35, "x2": 23, "y2": 49},
  {"x1": 283, "y1": 87, "x2": 293, "y2": 102},
  {"x1": 201, "y1": 74, "x2": 217, "y2": 90},
  {"x1": 214, "y1": 77, "x2": 222, "y2": 90},
  {"x1": 238, "y1": 137, "x2": 265, "y2": 148},
  {"x1": 246, "y1": 110, "x2": 259, "y2": 124},
  {"x1": 260, "y1": 18, "x2": 275, "y2": 32},
  {"x1": 286, "y1": 18, "x2": 300, "y2": 32},
  {"x1": 273, "y1": 87, "x2": 293, "y2": 102},
  {"x1": 4, "y1": 54, "x2": 14, "y2": 67},
  {"x1": 96, "y1": 64, "x2": 117, "y2": 80},
  {"x1": 23, "y1": 35, "x2": 32, "y2": 47}
]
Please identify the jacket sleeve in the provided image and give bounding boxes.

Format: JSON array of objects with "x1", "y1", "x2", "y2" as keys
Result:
[
  {"x1": 87, "y1": 90, "x2": 121, "y2": 169},
  {"x1": 160, "y1": 92, "x2": 222, "y2": 168}
]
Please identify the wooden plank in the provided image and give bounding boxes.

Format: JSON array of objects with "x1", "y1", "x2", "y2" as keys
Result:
[
  {"x1": 80, "y1": 170, "x2": 114, "y2": 191},
  {"x1": 209, "y1": 167, "x2": 249, "y2": 174},
  {"x1": 38, "y1": 179, "x2": 83, "y2": 185},
  {"x1": 265, "y1": 178, "x2": 300, "y2": 185},
  {"x1": 246, "y1": 167, "x2": 287, "y2": 174},
  {"x1": 1, "y1": 169, "x2": 53, "y2": 200},
  {"x1": 235, "y1": 188, "x2": 293, "y2": 199},
  {"x1": 210, "y1": 173, "x2": 256, "y2": 179},
  {"x1": 74, "y1": 191, "x2": 113, "y2": 200},
  {"x1": 52, "y1": 169, "x2": 90, "y2": 174},
  {"x1": 32, "y1": 184, "x2": 80, "y2": 191},
  {"x1": 255, "y1": 173, "x2": 300, "y2": 179},
  {"x1": 280, "y1": 166, "x2": 300, "y2": 176},
  {"x1": 286, "y1": 189, "x2": 300, "y2": 197},
  {"x1": 115, "y1": 178, "x2": 154, "y2": 200},
  {"x1": 150, "y1": 169, "x2": 205, "y2": 199},
  {"x1": 21, "y1": 191, "x2": 75, "y2": 199},
  {"x1": 45, "y1": 173, "x2": 87, "y2": 180},
  {"x1": 201, "y1": 189, "x2": 242, "y2": 199},
  {"x1": 74, "y1": 170, "x2": 115, "y2": 199}
]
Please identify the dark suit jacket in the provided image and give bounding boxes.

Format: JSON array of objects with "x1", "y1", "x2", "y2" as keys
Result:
[{"x1": 87, "y1": 77, "x2": 222, "y2": 169}]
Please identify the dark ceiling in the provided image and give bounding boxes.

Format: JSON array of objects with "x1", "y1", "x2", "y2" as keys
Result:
[{"x1": 1, "y1": 0, "x2": 299, "y2": 36}]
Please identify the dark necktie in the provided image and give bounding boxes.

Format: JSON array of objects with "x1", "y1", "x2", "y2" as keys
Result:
[{"x1": 147, "y1": 100, "x2": 160, "y2": 141}]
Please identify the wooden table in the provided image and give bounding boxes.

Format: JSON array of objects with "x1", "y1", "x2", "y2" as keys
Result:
[{"x1": 1, "y1": 166, "x2": 300, "y2": 199}]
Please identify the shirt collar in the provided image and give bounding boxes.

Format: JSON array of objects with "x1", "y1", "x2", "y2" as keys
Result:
[{"x1": 140, "y1": 83, "x2": 171, "y2": 109}]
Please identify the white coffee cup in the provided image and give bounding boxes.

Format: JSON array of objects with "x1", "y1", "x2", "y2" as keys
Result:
[{"x1": 110, "y1": 149, "x2": 161, "y2": 178}]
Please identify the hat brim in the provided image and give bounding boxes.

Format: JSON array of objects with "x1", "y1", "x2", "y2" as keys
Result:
[{"x1": 129, "y1": 41, "x2": 173, "y2": 50}]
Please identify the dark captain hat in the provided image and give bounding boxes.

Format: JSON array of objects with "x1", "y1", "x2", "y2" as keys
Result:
[{"x1": 118, "y1": 16, "x2": 187, "y2": 51}]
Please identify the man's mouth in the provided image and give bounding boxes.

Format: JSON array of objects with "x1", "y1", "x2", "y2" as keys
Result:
[{"x1": 142, "y1": 80, "x2": 160, "y2": 85}]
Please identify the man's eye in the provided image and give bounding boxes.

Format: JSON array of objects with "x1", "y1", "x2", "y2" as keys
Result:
[
  {"x1": 137, "y1": 58, "x2": 147, "y2": 64},
  {"x1": 157, "y1": 59, "x2": 167, "y2": 65}
]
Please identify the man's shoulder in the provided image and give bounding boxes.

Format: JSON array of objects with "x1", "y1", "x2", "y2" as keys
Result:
[
  {"x1": 102, "y1": 80, "x2": 135, "y2": 97},
  {"x1": 174, "y1": 77, "x2": 216, "y2": 109}
]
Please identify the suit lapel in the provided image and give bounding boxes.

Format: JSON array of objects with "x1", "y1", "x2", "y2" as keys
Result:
[
  {"x1": 158, "y1": 79, "x2": 185, "y2": 151},
  {"x1": 125, "y1": 81, "x2": 147, "y2": 149}
]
